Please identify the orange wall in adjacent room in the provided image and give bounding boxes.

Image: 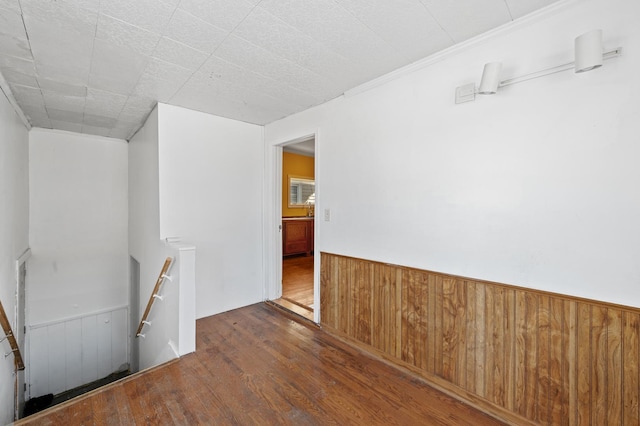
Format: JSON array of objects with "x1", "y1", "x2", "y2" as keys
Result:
[{"x1": 282, "y1": 152, "x2": 314, "y2": 217}]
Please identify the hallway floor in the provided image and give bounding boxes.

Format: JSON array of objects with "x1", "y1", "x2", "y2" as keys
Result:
[{"x1": 16, "y1": 303, "x2": 505, "y2": 425}]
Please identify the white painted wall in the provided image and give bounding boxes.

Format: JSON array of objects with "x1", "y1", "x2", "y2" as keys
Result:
[
  {"x1": 265, "y1": 0, "x2": 640, "y2": 309},
  {"x1": 157, "y1": 104, "x2": 264, "y2": 319},
  {"x1": 28, "y1": 129, "x2": 129, "y2": 324},
  {"x1": 0, "y1": 87, "x2": 29, "y2": 424},
  {"x1": 129, "y1": 107, "x2": 195, "y2": 370}
]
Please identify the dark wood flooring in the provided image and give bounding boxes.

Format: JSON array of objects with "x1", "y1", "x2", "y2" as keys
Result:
[{"x1": 17, "y1": 303, "x2": 505, "y2": 425}]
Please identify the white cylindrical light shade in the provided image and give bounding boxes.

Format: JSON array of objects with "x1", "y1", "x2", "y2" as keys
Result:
[
  {"x1": 575, "y1": 29, "x2": 603, "y2": 73},
  {"x1": 478, "y1": 62, "x2": 502, "y2": 94}
]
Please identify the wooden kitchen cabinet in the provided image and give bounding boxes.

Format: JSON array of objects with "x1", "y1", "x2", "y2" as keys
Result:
[{"x1": 282, "y1": 217, "x2": 314, "y2": 256}]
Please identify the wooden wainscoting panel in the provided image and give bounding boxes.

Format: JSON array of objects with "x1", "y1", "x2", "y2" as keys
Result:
[
  {"x1": 319, "y1": 252, "x2": 640, "y2": 426},
  {"x1": 623, "y1": 312, "x2": 639, "y2": 425}
]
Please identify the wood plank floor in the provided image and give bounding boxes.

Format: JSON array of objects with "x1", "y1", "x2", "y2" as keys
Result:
[
  {"x1": 282, "y1": 255, "x2": 314, "y2": 309},
  {"x1": 17, "y1": 303, "x2": 505, "y2": 425}
]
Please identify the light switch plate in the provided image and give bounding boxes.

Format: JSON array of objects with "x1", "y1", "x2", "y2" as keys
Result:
[{"x1": 324, "y1": 209, "x2": 331, "y2": 222}]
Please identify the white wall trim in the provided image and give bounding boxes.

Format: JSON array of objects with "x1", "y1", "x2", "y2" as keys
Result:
[
  {"x1": 29, "y1": 305, "x2": 128, "y2": 330},
  {"x1": 343, "y1": 0, "x2": 579, "y2": 98}
]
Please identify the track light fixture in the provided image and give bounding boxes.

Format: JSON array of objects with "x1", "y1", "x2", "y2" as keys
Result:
[{"x1": 455, "y1": 30, "x2": 621, "y2": 104}]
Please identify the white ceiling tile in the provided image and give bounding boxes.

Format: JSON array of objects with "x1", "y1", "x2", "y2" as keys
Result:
[
  {"x1": 214, "y1": 36, "x2": 341, "y2": 101},
  {"x1": 84, "y1": 88, "x2": 127, "y2": 118},
  {"x1": 50, "y1": 119, "x2": 83, "y2": 133},
  {"x1": 143, "y1": 57, "x2": 193, "y2": 82},
  {"x1": 257, "y1": 0, "x2": 411, "y2": 84},
  {"x1": 34, "y1": 64, "x2": 90, "y2": 87},
  {"x1": 20, "y1": 0, "x2": 99, "y2": 37},
  {"x1": 9, "y1": 83, "x2": 44, "y2": 106},
  {"x1": 0, "y1": 6, "x2": 27, "y2": 38},
  {"x1": 0, "y1": 33, "x2": 32, "y2": 60},
  {"x1": 37, "y1": 78, "x2": 87, "y2": 97},
  {"x1": 118, "y1": 96, "x2": 155, "y2": 124},
  {"x1": 335, "y1": 0, "x2": 453, "y2": 61},
  {"x1": 100, "y1": 0, "x2": 179, "y2": 34},
  {"x1": 42, "y1": 89, "x2": 85, "y2": 113},
  {"x1": 96, "y1": 13, "x2": 161, "y2": 57},
  {"x1": 25, "y1": 16, "x2": 93, "y2": 81},
  {"x1": 196, "y1": 55, "x2": 318, "y2": 108},
  {"x1": 0, "y1": 54, "x2": 36, "y2": 76},
  {"x1": 132, "y1": 73, "x2": 185, "y2": 102},
  {"x1": 152, "y1": 37, "x2": 208, "y2": 71},
  {"x1": 163, "y1": 8, "x2": 228, "y2": 54},
  {"x1": 88, "y1": 39, "x2": 149, "y2": 95},
  {"x1": 506, "y1": 0, "x2": 562, "y2": 19},
  {"x1": 81, "y1": 124, "x2": 111, "y2": 137},
  {"x1": 234, "y1": 8, "x2": 359, "y2": 87},
  {"x1": 46, "y1": 107, "x2": 84, "y2": 124},
  {"x1": 109, "y1": 125, "x2": 136, "y2": 140},
  {"x1": 83, "y1": 114, "x2": 117, "y2": 128},
  {"x1": 0, "y1": 68, "x2": 37, "y2": 86},
  {"x1": 28, "y1": 113, "x2": 52, "y2": 128},
  {"x1": 20, "y1": 102, "x2": 48, "y2": 118},
  {"x1": 178, "y1": 0, "x2": 255, "y2": 32},
  {"x1": 419, "y1": 0, "x2": 513, "y2": 43},
  {"x1": 0, "y1": 0, "x2": 21, "y2": 14}
]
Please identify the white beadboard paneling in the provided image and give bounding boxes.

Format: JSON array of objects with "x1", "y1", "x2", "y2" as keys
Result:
[
  {"x1": 81, "y1": 315, "x2": 98, "y2": 384},
  {"x1": 64, "y1": 319, "x2": 83, "y2": 391},
  {"x1": 96, "y1": 312, "x2": 112, "y2": 379},
  {"x1": 110, "y1": 309, "x2": 127, "y2": 371},
  {"x1": 47, "y1": 323, "x2": 66, "y2": 396},
  {"x1": 28, "y1": 327, "x2": 48, "y2": 397}
]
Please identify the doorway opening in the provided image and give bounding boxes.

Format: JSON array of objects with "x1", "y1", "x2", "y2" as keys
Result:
[{"x1": 271, "y1": 136, "x2": 316, "y2": 322}]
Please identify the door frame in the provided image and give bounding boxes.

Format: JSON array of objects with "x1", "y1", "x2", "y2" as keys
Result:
[
  {"x1": 15, "y1": 248, "x2": 31, "y2": 419},
  {"x1": 264, "y1": 131, "x2": 320, "y2": 323}
]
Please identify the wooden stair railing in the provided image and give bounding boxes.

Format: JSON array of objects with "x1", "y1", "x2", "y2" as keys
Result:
[
  {"x1": 0, "y1": 298, "x2": 24, "y2": 370},
  {"x1": 136, "y1": 257, "x2": 173, "y2": 338}
]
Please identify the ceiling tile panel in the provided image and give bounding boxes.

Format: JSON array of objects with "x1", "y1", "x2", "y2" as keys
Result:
[
  {"x1": 506, "y1": 0, "x2": 562, "y2": 19},
  {"x1": 21, "y1": 102, "x2": 48, "y2": 119},
  {"x1": 0, "y1": 33, "x2": 32, "y2": 61},
  {"x1": 418, "y1": 0, "x2": 513, "y2": 43},
  {"x1": 194, "y1": 55, "x2": 319, "y2": 107},
  {"x1": 100, "y1": 0, "x2": 179, "y2": 34},
  {"x1": 89, "y1": 39, "x2": 149, "y2": 95},
  {"x1": 0, "y1": 6, "x2": 27, "y2": 38},
  {"x1": 96, "y1": 14, "x2": 162, "y2": 57},
  {"x1": 1, "y1": 68, "x2": 37, "y2": 86},
  {"x1": 258, "y1": 0, "x2": 407, "y2": 82},
  {"x1": 163, "y1": 9, "x2": 228, "y2": 54},
  {"x1": 84, "y1": 88, "x2": 128, "y2": 118},
  {"x1": 214, "y1": 36, "x2": 341, "y2": 101},
  {"x1": 336, "y1": 0, "x2": 453, "y2": 62},
  {"x1": 177, "y1": 0, "x2": 255, "y2": 32},
  {"x1": 0, "y1": 0, "x2": 20, "y2": 14},
  {"x1": 50, "y1": 119, "x2": 83, "y2": 133},
  {"x1": 81, "y1": 124, "x2": 111, "y2": 137},
  {"x1": 20, "y1": 0, "x2": 99, "y2": 37},
  {"x1": 25, "y1": 16, "x2": 93, "y2": 82},
  {"x1": 152, "y1": 37, "x2": 209, "y2": 71},
  {"x1": 0, "y1": 54, "x2": 36, "y2": 76},
  {"x1": 42, "y1": 90, "x2": 85, "y2": 114},
  {"x1": 109, "y1": 124, "x2": 136, "y2": 140},
  {"x1": 46, "y1": 107, "x2": 84, "y2": 124},
  {"x1": 37, "y1": 78, "x2": 87, "y2": 97},
  {"x1": 234, "y1": 7, "x2": 359, "y2": 88},
  {"x1": 28, "y1": 113, "x2": 52, "y2": 128},
  {"x1": 83, "y1": 114, "x2": 117, "y2": 128},
  {"x1": 9, "y1": 83, "x2": 44, "y2": 106}
]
